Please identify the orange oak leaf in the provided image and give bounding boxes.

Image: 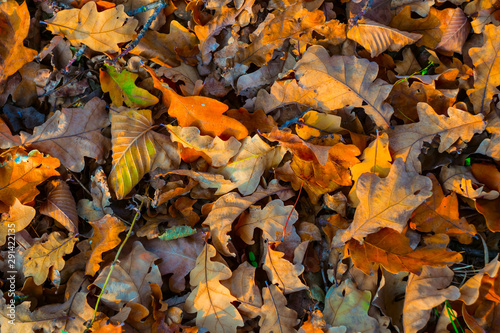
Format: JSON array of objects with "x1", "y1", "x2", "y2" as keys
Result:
[
  {"x1": 259, "y1": 284, "x2": 299, "y2": 332},
  {"x1": 0, "y1": 198, "x2": 35, "y2": 246},
  {"x1": 40, "y1": 180, "x2": 79, "y2": 234},
  {"x1": 346, "y1": 228, "x2": 463, "y2": 276},
  {"x1": 333, "y1": 158, "x2": 432, "y2": 246},
  {"x1": 185, "y1": 243, "x2": 244, "y2": 332},
  {"x1": 147, "y1": 66, "x2": 248, "y2": 140},
  {"x1": 390, "y1": 6, "x2": 442, "y2": 49},
  {"x1": 86, "y1": 215, "x2": 126, "y2": 276},
  {"x1": 44, "y1": 1, "x2": 138, "y2": 53},
  {"x1": 0, "y1": 1, "x2": 37, "y2": 85}
]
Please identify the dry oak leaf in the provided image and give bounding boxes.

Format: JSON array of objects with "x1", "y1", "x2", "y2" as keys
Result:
[
  {"x1": 346, "y1": 228, "x2": 463, "y2": 276},
  {"x1": 434, "y1": 8, "x2": 470, "y2": 54},
  {"x1": 166, "y1": 125, "x2": 241, "y2": 167},
  {"x1": 294, "y1": 45, "x2": 395, "y2": 129},
  {"x1": 77, "y1": 166, "x2": 113, "y2": 221},
  {"x1": 389, "y1": 6, "x2": 442, "y2": 49},
  {"x1": 411, "y1": 173, "x2": 477, "y2": 244},
  {"x1": 159, "y1": 169, "x2": 237, "y2": 195},
  {"x1": 203, "y1": 180, "x2": 293, "y2": 256},
  {"x1": 234, "y1": 199, "x2": 298, "y2": 245},
  {"x1": 260, "y1": 284, "x2": 299, "y2": 332},
  {"x1": 86, "y1": 214, "x2": 126, "y2": 276},
  {"x1": 0, "y1": 1, "x2": 37, "y2": 85},
  {"x1": 467, "y1": 24, "x2": 500, "y2": 114},
  {"x1": 347, "y1": 19, "x2": 422, "y2": 57},
  {"x1": 391, "y1": 0, "x2": 435, "y2": 17},
  {"x1": 403, "y1": 266, "x2": 460, "y2": 333},
  {"x1": 0, "y1": 118, "x2": 21, "y2": 149},
  {"x1": 212, "y1": 134, "x2": 286, "y2": 196},
  {"x1": 262, "y1": 242, "x2": 308, "y2": 294},
  {"x1": 0, "y1": 198, "x2": 35, "y2": 246},
  {"x1": 23, "y1": 231, "x2": 77, "y2": 285},
  {"x1": 459, "y1": 256, "x2": 500, "y2": 305},
  {"x1": 223, "y1": 262, "x2": 262, "y2": 318},
  {"x1": 323, "y1": 279, "x2": 378, "y2": 332},
  {"x1": 20, "y1": 97, "x2": 111, "y2": 173},
  {"x1": 0, "y1": 148, "x2": 60, "y2": 206},
  {"x1": 185, "y1": 243, "x2": 244, "y2": 333},
  {"x1": 388, "y1": 103, "x2": 485, "y2": 173},
  {"x1": 40, "y1": 180, "x2": 79, "y2": 234},
  {"x1": 44, "y1": 1, "x2": 138, "y2": 53},
  {"x1": 333, "y1": 158, "x2": 432, "y2": 246},
  {"x1": 92, "y1": 241, "x2": 162, "y2": 311},
  {"x1": 109, "y1": 107, "x2": 180, "y2": 199},
  {"x1": 439, "y1": 165, "x2": 500, "y2": 200},
  {"x1": 148, "y1": 66, "x2": 248, "y2": 140},
  {"x1": 100, "y1": 64, "x2": 159, "y2": 108},
  {"x1": 295, "y1": 110, "x2": 342, "y2": 141}
]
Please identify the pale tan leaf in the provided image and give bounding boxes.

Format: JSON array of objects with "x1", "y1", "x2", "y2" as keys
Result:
[
  {"x1": 388, "y1": 103, "x2": 485, "y2": 173},
  {"x1": 403, "y1": 266, "x2": 460, "y2": 333},
  {"x1": 260, "y1": 284, "x2": 299, "y2": 332},
  {"x1": 159, "y1": 169, "x2": 237, "y2": 195},
  {"x1": 459, "y1": 256, "x2": 500, "y2": 305},
  {"x1": 347, "y1": 19, "x2": 422, "y2": 57},
  {"x1": 45, "y1": 2, "x2": 138, "y2": 53},
  {"x1": 262, "y1": 243, "x2": 308, "y2": 294},
  {"x1": 77, "y1": 167, "x2": 113, "y2": 222},
  {"x1": 40, "y1": 180, "x2": 78, "y2": 234},
  {"x1": 294, "y1": 45, "x2": 395, "y2": 129},
  {"x1": 167, "y1": 125, "x2": 241, "y2": 167},
  {"x1": 20, "y1": 98, "x2": 110, "y2": 172},
  {"x1": 0, "y1": 198, "x2": 35, "y2": 246},
  {"x1": 334, "y1": 158, "x2": 432, "y2": 246},
  {"x1": 223, "y1": 262, "x2": 263, "y2": 318},
  {"x1": 109, "y1": 107, "x2": 180, "y2": 199},
  {"x1": 439, "y1": 165, "x2": 500, "y2": 200},
  {"x1": 185, "y1": 243, "x2": 244, "y2": 333}
]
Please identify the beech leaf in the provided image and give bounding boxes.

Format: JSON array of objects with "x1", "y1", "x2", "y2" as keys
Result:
[{"x1": 40, "y1": 180, "x2": 79, "y2": 234}]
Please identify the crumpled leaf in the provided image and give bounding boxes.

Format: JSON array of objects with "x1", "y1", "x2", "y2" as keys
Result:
[
  {"x1": 0, "y1": 148, "x2": 60, "y2": 206},
  {"x1": 40, "y1": 180, "x2": 79, "y2": 234},
  {"x1": 100, "y1": 64, "x2": 159, "y2": 108},
  {"x1": 403, "y1": 266, "x2": 460, "y2": 333},
  {"x1": 295, "y1": 110, "x2": 342, "y2": 140},
  {"x1": 86, "y1": 215, "x2": 126, "y2": 276},
  {"x1": 440, "y1": 165, "x2": 500, "y2": 200},
  {"x1": 158, "y1": 169, "x2": 237, "y2": 195},
  {"x1": 260, "y1": 284, "x2": 299, "y2": 332},
  {"x1": 262, "y1": 242, "x2": 308, "y2": 294},
  {"x1": 185, "y1": 243, "x2": 244, "y2": 333},
  {"x1": 23, "y1": 232, "x2": 77, "y2": 285},
  {"x1": 323, "y1": 279, "x2": 378, "y2": 332},
  {"x1": 0, "y1": 198, "x2": 35, "y2": 246},
  {"x1": 20, "y1": 97, "x2": 111, "y2": 173},
  {"x1": 166, "y1": 125, "x2": 241, "y2": 167},
  {"x1": 389, "y1": 6, "x2": 442, "y2": 49},
  {"x1": 0, "y1": 0, "x2": 37, "y2": 85},
  {"x1": 347, "y1": 19, "x2": 422, "y2": 57},
  {"x1": 44, "y1": 1, "x2": 138, "y2": 53},
  {"x1": 346, "y1": 228, "x2": 463, "y2": 276},
  {"x1": 388, "y1": 103, "x2": 485, "y2": 173},
  {"x1": 108, "y1": 107, "x2": 180, "y2": 199},
  {"x1": 333, "y1": 158, "x2": 432, "y2": 246},
  {"x1": 77, "y1": 167, "x2": 113, "y2": 221},
  {"x1": 234, "y1": 199, "x2": 298, "y2": 245},
  {"x1": 294, "y1": 45, "x2": 395, "y2": 129}
]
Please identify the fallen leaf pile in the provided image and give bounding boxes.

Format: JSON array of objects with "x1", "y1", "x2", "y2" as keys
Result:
[{"x1": 2, "y1": 0, "x2": 500, "y2": 331}]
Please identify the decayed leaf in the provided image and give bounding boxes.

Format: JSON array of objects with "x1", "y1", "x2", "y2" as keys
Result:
[
  {"x1": 346, "y1": 228, "x2": 463, "y2": 276},
  {"x1": 185, "y1": 243, "x2": 244, "y2": 333},
  {"x1": 223, "y1": 262, "x2": 262, "y2": 318},
  {"x1": 388, "y1": 103, "x2": 485, "y2": 173},
  {"x1": 108, "y1": 107, "x2": 180, "y2": 199},
  {"x1": 259, "y1": 284, "x2": 299, "y2": 332},
  {"x1": 411, "y1": 174, "x2": 477, "y2": 244},
  {"x1": 23, "y1": 232, "x2": 77, "y2": 285},
  {"x1": 334, "y1": 158, "x2": 432, "y2": 246},
  {"x1": 212, "y1": 134, "x2": 286, "y2": 195},
  {"x1": 294, "y1": 45, "x2": 395, "y2": 129},
  {"x1": 40, "y1": 180, "x2": 79, "y2": 234},
  {"x1": 100, "y1": 64, "x2": 159, "y2": 108},
  {"x1": 20, "y1": 98, "x2": 111, "y2": 172},
  {"x1": 0, "y1": 148, "x2": 60, "y2": 206},
  {"x1": 166, "y1": 125, "x2": 241, "y2": 167},
  {"x1": 92, "y1": 241, "x2": 162, "y2": 310},
  {"x1": 234, "y1": 199, "x2": 298, "y2": 245},
  {"x1": 86, "y1": 215, "x2": 126, "y2": 276},
  {"x1": 349, "y1": 132, "x2": 392, "y2": 207},
  {"x1": 467, "y1": 24, "x2": 500, "y2": 114},
  {"x1": 77, "y1": 167, "x2": 113, "y2": 221},
  {"x1": 0, "y1": 1, "x2": 37, "y2": 85},
  {"x1": 403, "y1": 266, "x2": 460, "y2": 333},
  {"x1": 148, "y1": 66, "x2": 248, "y2": 140},
  {"x1": 203, "y1": 180, "x2": 293, "y2": 256},
  {"x1": 45, "y1": 1, "x2": 138, "y2": 53},
  {"x1": 347, "y1": 19, "x2": 422, "y2": 57},
  {"x1": 262, "y1": 242, "x2": 308, "y2": 294},
  {"x1": 0, "y1": 198, "x2": 35, "y2": 246},
  {"x1": 323, "y1": 279, "x2": 378, "y2": 332}
]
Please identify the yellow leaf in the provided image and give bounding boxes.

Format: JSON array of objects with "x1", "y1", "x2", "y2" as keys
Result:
[
  {"x1": 295, "y1": 111, "x2": 342, "y2": 140},
  {"x1": 44, "y1": 1, "x2": 138, "y2": 53}
]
